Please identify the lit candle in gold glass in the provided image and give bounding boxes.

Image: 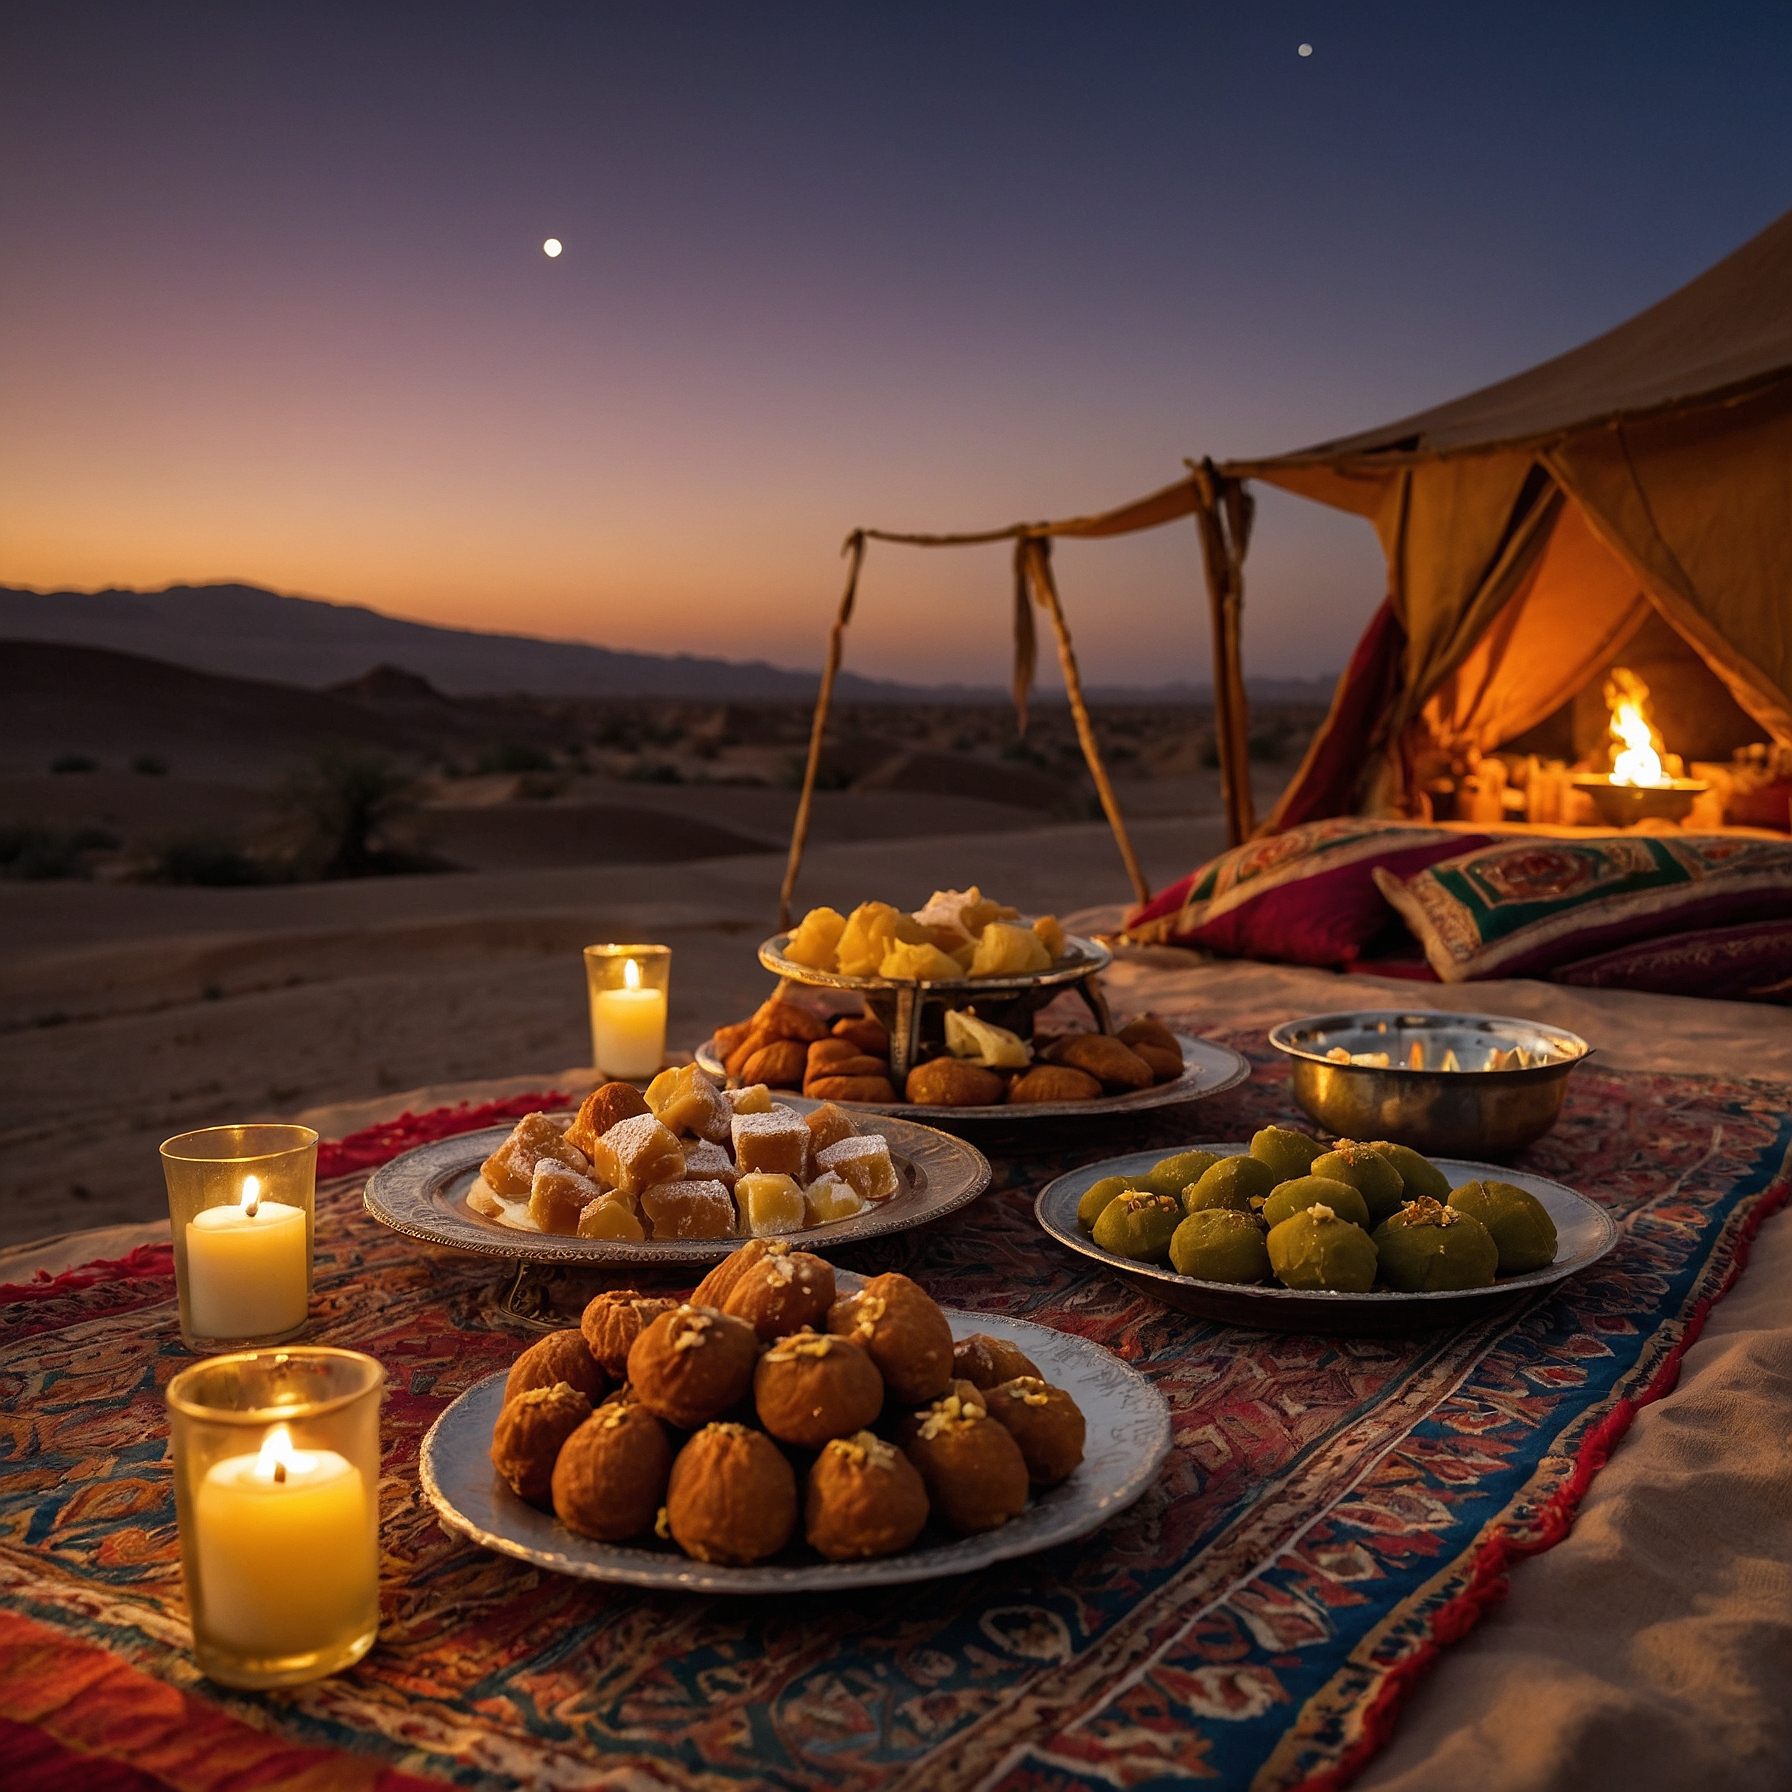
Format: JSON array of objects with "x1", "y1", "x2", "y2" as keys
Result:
[{"x1": 584, "y1": 943, "x2": 670, "y2": 1080}]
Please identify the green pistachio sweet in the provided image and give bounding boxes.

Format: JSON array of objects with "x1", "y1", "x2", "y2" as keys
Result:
[
  {"x1": 1091, "y1": 1190, "x2": 1186, "y2": 1263},
  {"x1": 1076, "y1": 1174, "x2": 1133, "y2": 1232},
  {"x1": 1169, "y1": 1208, "x2": 1272, "y2": 1283},
  {"x1": 1311, "y1": 1143, "x2": 1407, "y2": 1225},
  {"x1": 1371, "y1": 1197, "x2": 1499, "y2": 1292},
  {"x1": 1368, "y1": 1141, "x2": 1453, "y2": 1205},
  {"x1": 1446, "y1": 1179, "x2": 1558, "y2": 1274},
  {"x1": 1184, "y1": 1154, "x2": 1279, "y2": 1216},
  {"x1": 1266, "y1": 1205, "x2": 1378, "y2": 1293},
  {"x1": 1250, "y1": 1125, "x2": 1327, "y2": 1184},
  {"x1": 1260, "y1": 1174, "x2": 1372, "y2": 1232},
  {"x1": 1137, "y1": 1150, "x2": 1222, "y2": 1200}
]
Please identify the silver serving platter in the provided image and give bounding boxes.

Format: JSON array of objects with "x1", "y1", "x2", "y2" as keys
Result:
[
  {"x1": 1268, "y1": 1011, "x2": 1593, "y2": 1158},
  {"x1": 695, "y1": 1031, "x2": 1251, "y2": 1123},
  {"x1": 363, "y1": 1100, "x2": 990, "y2": 1268},
  {"x1": 418, "y1": 1282, "x2": 1172, "y2": 1593},
  {"x1": 1036, "y1": 1143, "x2": 1619, "y2": 1336}
]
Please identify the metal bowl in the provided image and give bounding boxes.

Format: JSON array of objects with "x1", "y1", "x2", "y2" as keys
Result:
[
  {"x1": 1267, "y1": 1010, "x2": 1593, "y2": 1159},
  {"x1": 1570, "y1": 773, "x2": 1707, "y2": 826}
]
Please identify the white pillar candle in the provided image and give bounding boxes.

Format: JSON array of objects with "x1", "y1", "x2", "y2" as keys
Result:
[
  {"x1": 185, "y1": 1177, "x2": 309, "y2": 1340},
  {"x1": 592, "y1": 957, "x2": 666, "y2": 1079},
  {"x1": 193, "y1": 1425, "x2": 378, "y2": 1657}
]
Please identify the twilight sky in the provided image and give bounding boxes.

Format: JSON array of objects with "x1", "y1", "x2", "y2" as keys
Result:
[{"x1": 3, "y1": 3, "x2": 1790, "y2": 688}]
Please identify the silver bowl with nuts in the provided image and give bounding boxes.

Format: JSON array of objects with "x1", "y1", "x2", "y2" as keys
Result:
[{"x1": 1267, "y1": 1010, "x2": 1593, "y2": 1159}]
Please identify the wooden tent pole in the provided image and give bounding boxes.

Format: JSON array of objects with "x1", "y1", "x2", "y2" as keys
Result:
[
  {"x1": 1191, "y1": 463, "x2": 1256, "y2": 844},
  {"x1": 1022, "y1": 536, "x2": 1152, "y2": 907},
  {"x1": 779, "y1": 530, "x2": 866, "y2": 929}
]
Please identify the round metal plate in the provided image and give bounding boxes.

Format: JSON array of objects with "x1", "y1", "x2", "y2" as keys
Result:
[
  {"x1": 418, "y1": 1286, "x2": 1171, "y2": 1593},
  {"x1": 1036, "y1": 1143, "x2": 1619, "y2": 1336},
  {"x1": 363, "y1": 1101, "x2": 991, "y2": 1268},
  {"x1": 695, "y1": 1031, "x2": 1251, "y2": 1123}
]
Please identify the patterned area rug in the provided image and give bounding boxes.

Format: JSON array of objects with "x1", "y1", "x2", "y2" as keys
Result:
[{"x1": 2, "y1": 1038, "x2": 1788, "y2": 1792}]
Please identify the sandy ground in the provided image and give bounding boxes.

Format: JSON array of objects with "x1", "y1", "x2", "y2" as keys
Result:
[{"x1": 0, "y1": 803, "x2": 1253, "y2": 1248}]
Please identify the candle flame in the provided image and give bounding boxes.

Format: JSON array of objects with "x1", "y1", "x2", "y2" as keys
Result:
[
  {"x1": 240, "y1": 1174, "x2": 261, "y2": 1219},
  {"x1": 1605, "y1": 667, "x2": 1667, "y2": 787},
  {"x1": 623, "y1": 956, "x2": 641, "y2": 990},
  {"x1": 255, "y1": 1423, "x2": 298, "y2": 1484}
]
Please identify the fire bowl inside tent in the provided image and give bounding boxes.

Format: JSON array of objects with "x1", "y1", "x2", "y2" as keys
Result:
[{"x1": 1570, "y1": 773, "x2": 1709, "y2": 827}]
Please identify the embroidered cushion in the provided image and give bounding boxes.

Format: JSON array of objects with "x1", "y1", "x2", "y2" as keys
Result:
[
  {"x1": 1374, "y1": 834, "x2": 1792, "y2": 984},
  {"x1": 1552, "y1": 919, "x2": 1792, "y2": 1004},
  {"x1": 1124, "y1": 819, "x2": 1497, "y2": 968}
]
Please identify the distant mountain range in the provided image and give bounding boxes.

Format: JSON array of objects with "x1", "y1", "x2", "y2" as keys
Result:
[{"x1": 0, "y1": 582, "x2": 1338, "y2": 706}]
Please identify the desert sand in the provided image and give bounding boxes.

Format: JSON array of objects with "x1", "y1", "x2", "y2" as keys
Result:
[{"x1": 0, "y1": 799, "x2": 1271, "y2": 1247}]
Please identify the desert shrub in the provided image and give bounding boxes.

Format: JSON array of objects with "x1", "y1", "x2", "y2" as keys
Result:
[
  {"x1": 132, "y1": 753, "x2": 169, "y2": 775},
  {"x1": 51, "y1": 753, "x2": 97, "y2": 774},
  {"x1": 274, "y1": 743, "x2": 421, "y2": 878},
  {"x1": 0, "y1": 824, "x2": 116, "y2": 879}
]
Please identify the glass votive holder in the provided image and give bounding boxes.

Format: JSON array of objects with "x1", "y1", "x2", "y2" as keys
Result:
[
  {"x1": 161, "y1": 1124, "x2": 318, "y2": 1353},
  {"x1": 166, "y1": 1347, "x2": 384, "y2": 1688},
  {"x1": 584, "y1": 943, "x2": 671, "y2": 1081}
]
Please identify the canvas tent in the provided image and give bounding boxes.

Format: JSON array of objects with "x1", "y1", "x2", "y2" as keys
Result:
[{"x1": 781, "y1": 206, "x2": 1792, "y2": 918}]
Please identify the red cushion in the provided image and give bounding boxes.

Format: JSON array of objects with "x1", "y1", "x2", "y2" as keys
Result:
[
  {"x1": 1552, "y1": 918, "x2": 1792, "y2": 1004},
  {"x1": 1125, "y1": 819, "x2": 1499, "y2": 968}
]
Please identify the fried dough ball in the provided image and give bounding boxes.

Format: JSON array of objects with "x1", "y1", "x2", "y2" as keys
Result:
[
  {"x1": 722, "y1": 1246, "x2": 836, "y2": 1341},
  {"x1": 551, "y1": 1402, "x2": 674, "y2": 1542},
  {"x1": 626, "y1": 1304, "x2": 761, "y2": 1429},
  {"x1": 1008, "y1": 1064, "x2": 1102, "y2": 1104},
  {"x1": 952, "y1": 1333, "x2": 1041, "y2": 1390},
  {"x1": 899, "y1": 1389, "x2": 1029, "y2": 1534},
  {"x1": 490, "y1": 1381, "x2": 591, "y2": 1505},
  {"x1": 565, "y1": 1081, "x2": 651, "y2": 1160},
  {"x1": 905, "y1": 1057, "x2": 1006, "y2": 1107},
  {"x1": 750, "y1": 1000, "x2": 831, "y2": 1044},
  {"x1": 985, "y1": 1376, "x2": 1086, "y2": 1486},
  {"x1": 741, "y1": 1039, "x2": 808, "y2": 1090},
  {"x1": 690, "y1": 1236, "x2": 779, "y2": 1310},
  {"x1": 1049, "y1": 1034, "x2": 1154, "y2": 1090},
  {"x1": 580, "y1": 1290, "x2": 678, "y2": 1379},
  {"x1": 805, "y1": 1431, "x2": 930, "y2": 1560},
  {"x1": 753, "y1": 1329, "x2": 885, "y2": 1447},
  {"x1": 826, "y1": 1272, "x2": 954, "y2": 1405},
  {"x1": 665, "y1": 1422, "x2": 798, "y2": 1565},
  {"x1": 1117, "y1": 1015, "x2": 1179, "y2": 1054},
  {"x1": 831, "y1": 1014, "x2": 890, "y2": 1056},
  {"x1": 806, "y1": 1074, "x2": 899, "y2": 1103},
  {"x1": 504, "y1": 1328, "x2": 607, "y2": 1407}
]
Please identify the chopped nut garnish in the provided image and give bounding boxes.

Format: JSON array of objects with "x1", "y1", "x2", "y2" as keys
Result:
[
  {"x1": 1306, "y1": 1203, "x2": 1336, "y2": 1221},
  {"x1": 654, "y1": 1505, "x2": 670, "y2": 1539},
  {"x1": 670, "y1": 1312, "x2": 713, "y2": 1351},
  {"x1": 764, "y1": 1256, "x2": 797, "y2": 1286},
  {"x1": 599, "y1": 1404, "x2": 630, "y2": 1429},
  {"x1": 1005, "y1": 1378, "x2": 1050, "y2": 1406},
  {"x1": 765, "y1": 1333, "x2": 835, "y2": 1363},
  {"x1": 827, "y1": 1429, "x2": 896, "y2": 1470},
  {"x1": 917, "y1": 1392, "x2": 982, "y2": 1440},
  {"x1": 1121, "y1": 1193, "x2": 1181, "y2": 1215}
]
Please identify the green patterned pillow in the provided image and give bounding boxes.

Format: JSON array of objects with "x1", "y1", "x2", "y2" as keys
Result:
[{"x1": 1373, "y1": 835, "x2": 1792, "y2": 983}]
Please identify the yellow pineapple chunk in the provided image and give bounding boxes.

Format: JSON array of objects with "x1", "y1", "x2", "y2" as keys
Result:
[
  {"x1": 968, "y1": 921, "x2": 1052, "y2": 979},
  {"x1": 1033, "y1": 914, "x2": 1069, "y2": 960},
  {"x1": 835, "y1": 902, "x2": 904, "y2": 977},
  {"x1": 645, "y1": 1062, "x2": 732, "y2": 1142},
  {"x1": 803, "y1": 1171, "x2": 868, "y2": 1226},
  {"x1": 944, "y1": 1009, "x2": 1030, "y2": 1069},
  {"x1": 878, "y1": 939, "x2": 966, "y2": 981},
  {"x1": 735, "y1": 1172, "x2": 807, "y2": 1237},
  {"x1": 960, "y1": 896, "x2": 1019, "y2": 935},
  {"x1": 784, "y1": 905, "x2": 847, "y2": 970},
  {"x1": 577, "y1": 1195, "x2": 646, "y2": 1241}
]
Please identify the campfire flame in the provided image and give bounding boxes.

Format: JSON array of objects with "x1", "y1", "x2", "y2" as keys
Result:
[{"x1": 1604, "y1": 667, "x2": 1667, "y2": 787}]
